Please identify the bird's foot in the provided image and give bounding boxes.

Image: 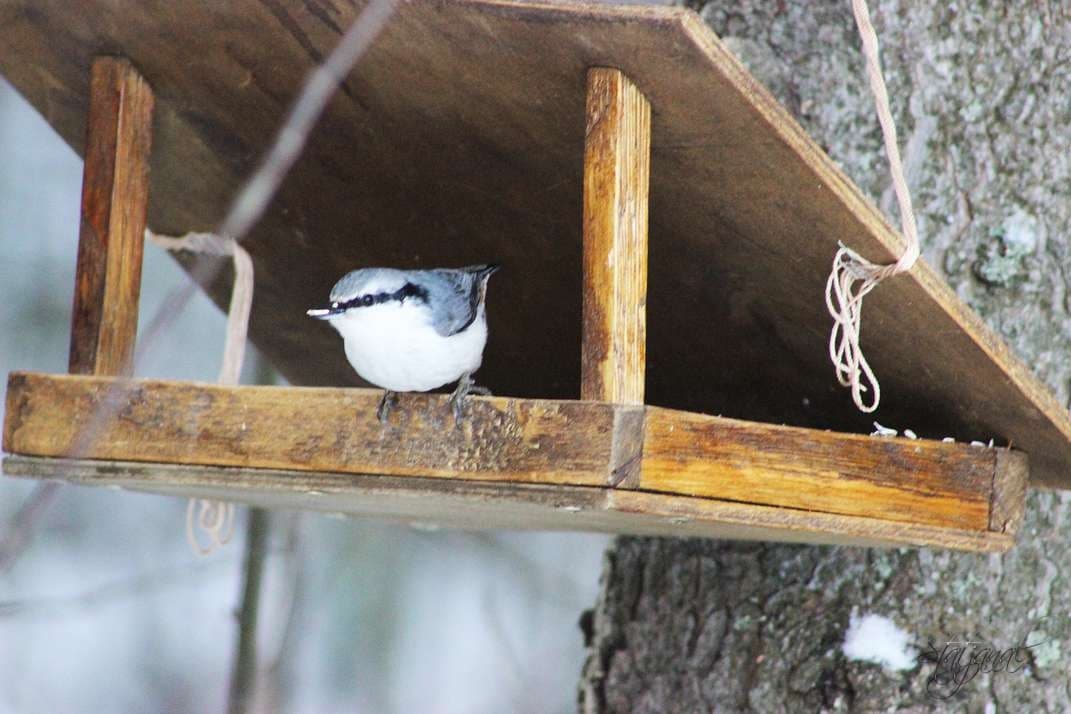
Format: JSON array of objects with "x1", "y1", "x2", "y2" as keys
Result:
[
  {"x1": 449, "y1": 373, "x2": 490, "y2": 421},
  {"x1": 376, "y1": 390, "x2": 398, "y2": 424}
]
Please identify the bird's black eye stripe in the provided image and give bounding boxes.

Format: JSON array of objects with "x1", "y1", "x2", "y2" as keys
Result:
[
  {"x1": 337, "y1": 282, "x2": 429, "y2": 310},
  {"x1": 394, "y1": 282, "x2": 429, "y2": 303}
]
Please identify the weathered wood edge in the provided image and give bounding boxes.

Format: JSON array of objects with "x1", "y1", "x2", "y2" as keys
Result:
[
  {"x1": 639, "y1": 405, "x2": 1023, "y2": 533},
  {"x1": 608, "y1": 405, "x2": 644, "y2": 487},
  {"x1": 0, "y1": 456, "x2": 1014, "y2": 552},
  {"x1": 990, "y1": 449, "x2": 1028, "y2": 534}
]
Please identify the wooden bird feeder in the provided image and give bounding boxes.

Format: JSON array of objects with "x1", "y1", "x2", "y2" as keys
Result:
[{"x1": 5, "y1": 0, "x2": 1069, "y2": 552}]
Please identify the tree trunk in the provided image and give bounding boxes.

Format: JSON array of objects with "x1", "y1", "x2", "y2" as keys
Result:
[{"x1": 580, "y1": 2, "x2": 1071, "y2": 711}]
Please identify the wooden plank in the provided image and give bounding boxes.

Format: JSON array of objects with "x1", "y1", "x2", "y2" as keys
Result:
[
  {"x1": 2, "y1": 0, "x2": 1070, "y2": 487},
  {"x1": 1, "y1": 456, "x2": 1014, "y2": 552},
  {"x1": 2, "y1": 372, "x2": 638, "y2": 486},
  {"x1": 581, "y1": 67, "x2": 651, "y2": 406},
  {"x1": 68, "y1": 56, "x2": 154, "y2": 377},
  {"x1": 640, "y1": 406, "x2": 1019, "y2": 531},
  {"x1": 3, "y1": 372, "x2": 1024, "y2": 537}
]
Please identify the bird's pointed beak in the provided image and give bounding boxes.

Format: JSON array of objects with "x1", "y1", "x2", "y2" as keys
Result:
[{"x1": 307, "y1": 307, "x2": 342, "y2": 319}]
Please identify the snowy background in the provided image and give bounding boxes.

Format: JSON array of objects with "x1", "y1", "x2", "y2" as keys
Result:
[{"x1": 0, "y1": 76, "x2": 608, "y2": 714}]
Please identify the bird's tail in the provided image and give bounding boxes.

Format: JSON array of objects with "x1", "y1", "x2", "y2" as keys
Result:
[
  {"x1": 468, "y1": 264, "x2": 499, "y2": 308},
  {"x1": 465, "y1": 263, "x2": 500, "y2": 281}
]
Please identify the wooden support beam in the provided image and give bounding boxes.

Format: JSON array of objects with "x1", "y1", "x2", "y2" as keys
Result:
[
  {"x1": 581, "y1": 67, "x2": 651, "y2": 405},
  {"x1": 69, "y1": 56, "x2": 154, "y2": 376},
  {"x1": 2, "y1": 372, "x2": 1026, "y2": 547}
]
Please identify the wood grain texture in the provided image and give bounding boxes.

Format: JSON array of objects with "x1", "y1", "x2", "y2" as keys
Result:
[
  {"x1": 68, "y1": 56, "x2": 154, "y2": 377},
  {"x1": 581, "y1": 67, "x2": 650, "y2": 404},
  {"x1": 640, "y1": 406, "x2": 1018, "y2": 531},
  {"x1": 3, "y1": 372, "x2": 1025, "y2": 542},
  {"x1": 1, "y1": 456, "x2": 1015, "y2": 552},
  {"x1": 990, "y1": 449, "x2": 1028, "y2": 534},
  {"x1": 2, "y1": 0, "x2": 1069, "y2": 486},
  {"x1": 608, "y1": 405, "x2": 644, "y2": 487},
  {"x1": 2, "y1": 372, "x2": 637, "y2": 486}
]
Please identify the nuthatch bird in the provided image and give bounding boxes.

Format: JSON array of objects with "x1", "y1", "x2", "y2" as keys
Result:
[{"x1": 308, "y1": 264, "x2": 499, "y2": 422}]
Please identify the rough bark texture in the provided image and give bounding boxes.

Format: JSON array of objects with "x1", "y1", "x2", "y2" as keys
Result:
[{"x1": 580, "y1": 2, "x2": 1071, "y2": 711}]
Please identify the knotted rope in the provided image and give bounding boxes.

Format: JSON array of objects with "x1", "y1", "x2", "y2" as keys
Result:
[
  {"x1": 146, "y1": 229, "x2": 254, "y2": 554},
  {"x1": 825, "y1": 0, "x2": 920, "y2": 413}
]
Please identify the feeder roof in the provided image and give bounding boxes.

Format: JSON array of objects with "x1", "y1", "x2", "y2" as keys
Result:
[{"x1": 2, "y1": 0, "x2": 1069, "y2": 486}]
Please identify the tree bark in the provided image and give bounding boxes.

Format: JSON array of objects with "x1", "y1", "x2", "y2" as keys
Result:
[{"x1": 580, "y1": 2, "x2": 1071, "y2": 711}]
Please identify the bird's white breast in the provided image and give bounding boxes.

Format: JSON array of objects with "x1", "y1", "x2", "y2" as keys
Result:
[{"x1": 329, "y1": 301, "x2": 487, "y2": 392}]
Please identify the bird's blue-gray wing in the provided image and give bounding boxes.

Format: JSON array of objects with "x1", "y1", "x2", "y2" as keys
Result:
[{"x1": 422, "y1": 268, "x2": 485, "y2": 337}]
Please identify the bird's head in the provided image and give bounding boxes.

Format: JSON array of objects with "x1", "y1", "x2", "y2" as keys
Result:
[{"x1": 307, "y1": 268, "x2": 428, "y2": 321}]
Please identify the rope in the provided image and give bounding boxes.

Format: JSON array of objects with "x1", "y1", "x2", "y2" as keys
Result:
[
  {"x1": 825, "y1": 0, "x2": 921, "y2": 413},
  {"x1": 146, "y1": 231, "x2": 254, "y2": 385},
  {"x1": 185, "y1": 498, "x2": 236, "y2": 556},
  {"x1": 146, "y1": 229, "x2": 253, "y2": 554}
]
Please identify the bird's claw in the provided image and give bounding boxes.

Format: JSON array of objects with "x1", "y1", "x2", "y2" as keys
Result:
[
  {"x1": 376, "y1": 390, "x2": 398, "y2": 424},
  {"x1": 450, "y1": 393, "x2": 466, "y2": 422},
  {"x1": 449, "y1": 374, "x2": 490, "y2": 421}
]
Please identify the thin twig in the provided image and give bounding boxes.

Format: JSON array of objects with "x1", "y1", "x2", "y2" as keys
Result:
[
  {"x1": 228, "y1": 507, "x2": 271, "y2": 714},
  {"x1": 260, "y1": 513, "x2": 305, "y2": 713},
  {"x1": 218, "y1": 0, "x2": 398, "y2": 240},
  {"x1": 227, "y1": 355, "x2": 279, "y2": 713},
  {"x1": 0, "y1": 483, "x2": 60, "y2": 572},
  {"x1": 142, "y1": 0, "x2": 399, "y2": 337},
  {"x1": 0, "y1": 550, "x2": 245, "y2": 618}
]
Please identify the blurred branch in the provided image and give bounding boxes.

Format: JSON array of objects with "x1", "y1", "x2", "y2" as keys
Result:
[
  {"x1": 0, "y1": 550, "x2": 245, "y2": 618},
  {"x1": 228, "y1": 355, "x2": 286, "y2": 713},
  {"x1": 261, "y1": 513, "x2": 305, "y2": 713},
  {"x1": 217, "y1": 0, "x2": 397, "y2": 240},
  {"x1": 228, "y1": 507, "x2": 270, "y2": 714},
  {"x1": 448, "y1": 531, "x2": 593, "y2": 606},
  {"x1": 0, "y1": 482, "x2": 60, "y2": 572}
]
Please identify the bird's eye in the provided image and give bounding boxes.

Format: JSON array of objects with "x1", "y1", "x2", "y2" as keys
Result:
[
  {"x1": 362, "y1": 295, "x2": 374, "y2": 306},
  {"x1": 331, "y1": 302, "x2": 339, "y2": 309}
]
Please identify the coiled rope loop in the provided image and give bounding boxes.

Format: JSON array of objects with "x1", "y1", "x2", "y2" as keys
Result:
[
  {"x1": 146, "y1": 229, "x2": 253, "y2": 554},
  {"x1": 825, "y1": 0, "x2": 921, "y2": 413}
]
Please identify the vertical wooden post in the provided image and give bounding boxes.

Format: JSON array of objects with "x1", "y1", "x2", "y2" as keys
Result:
[
  {"x1": 69, "y1": 57, "x2": 154, "y2": 376},
  {"x1": 581, "y1": 67, "x2": 651, "y2": 404}
]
